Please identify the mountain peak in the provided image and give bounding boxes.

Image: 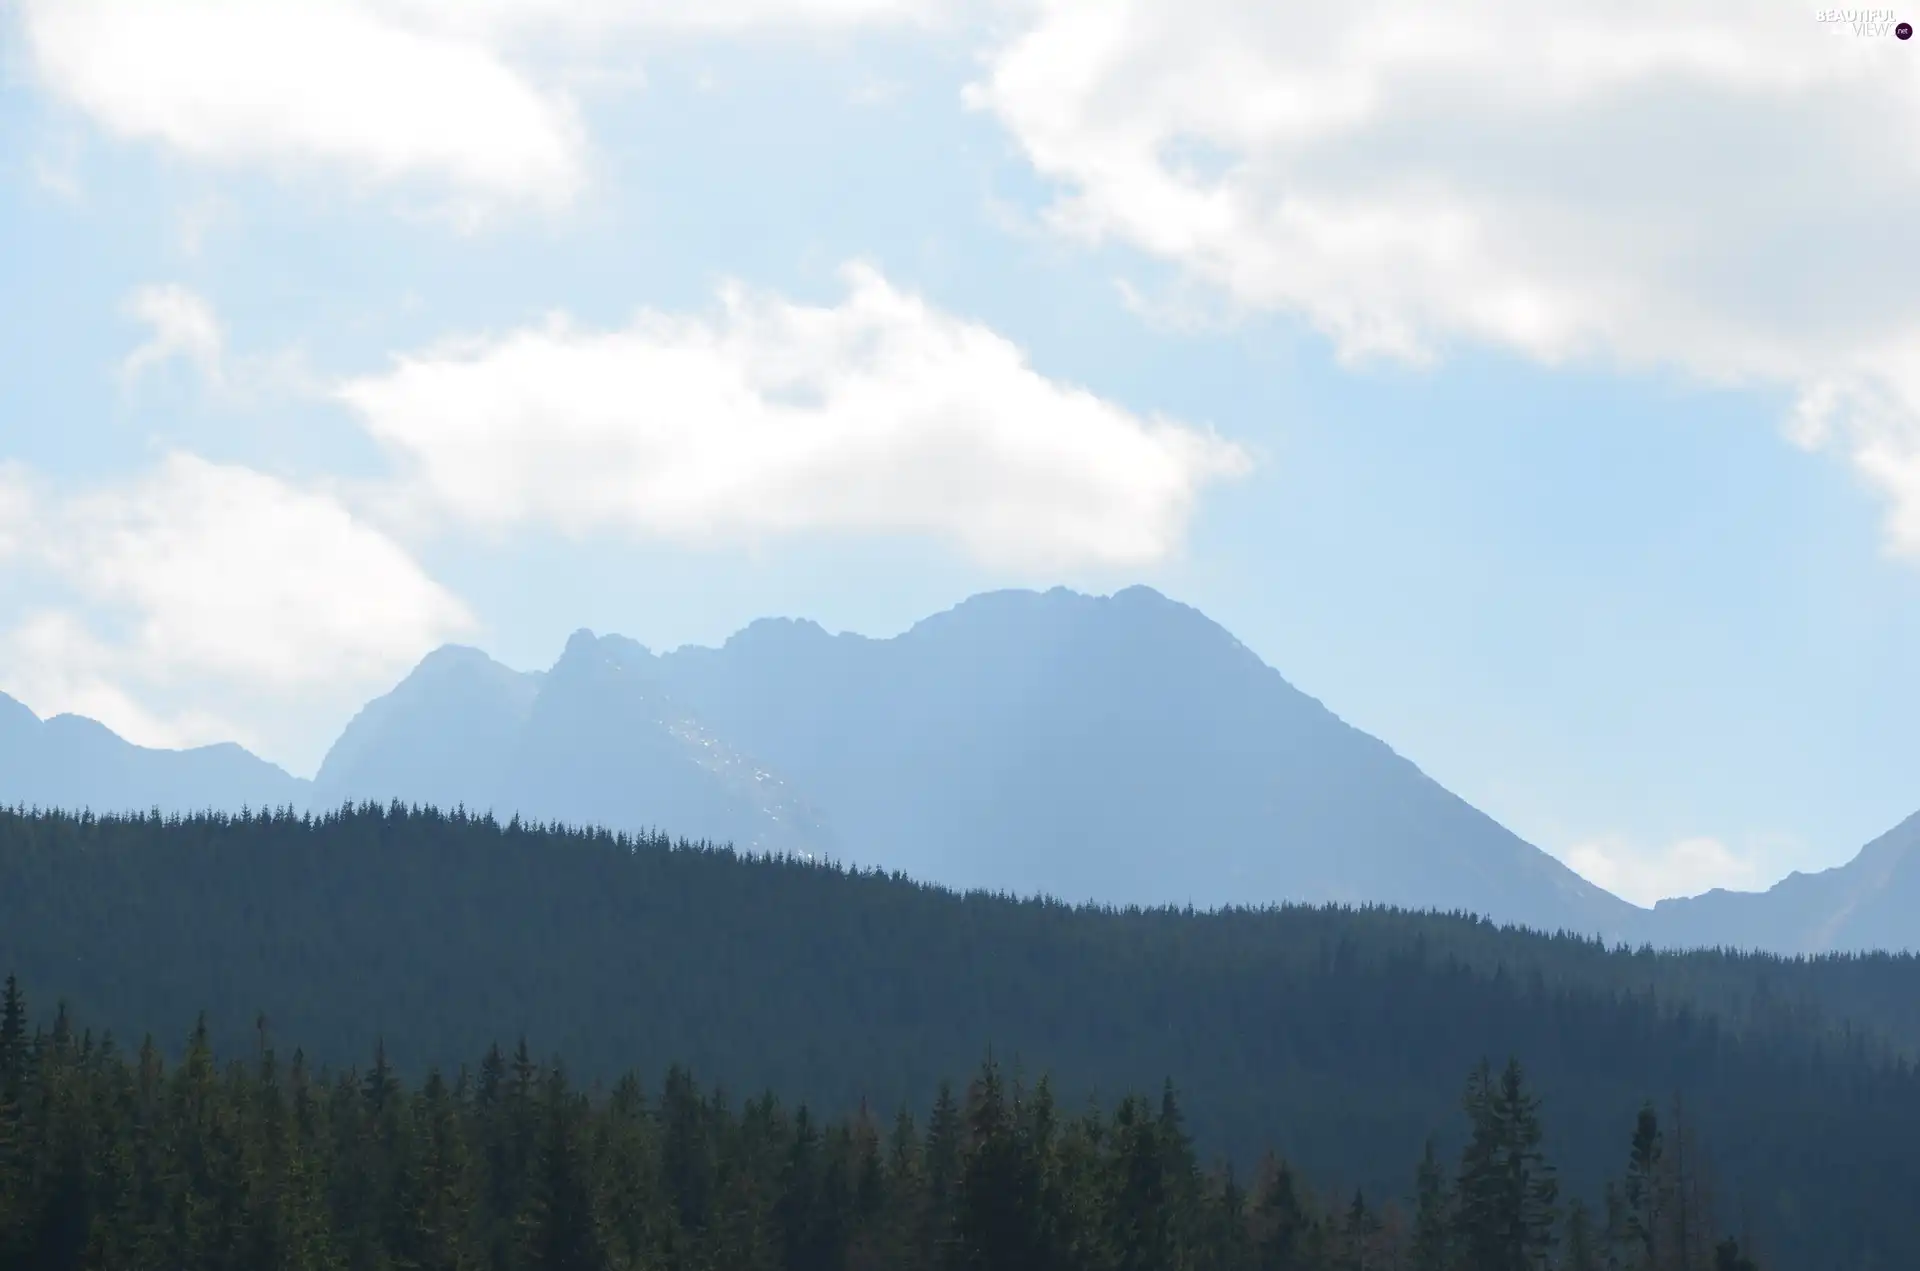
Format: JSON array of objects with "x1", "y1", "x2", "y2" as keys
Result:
[
  {"x1": 416, "y1": 643, "x2": 509, "y2": 673},
  {"x1": 0, "y1": 691, "x2": 38, "y2": 731},
  {"x1": 555, "y1": 629, "x2": 653, "y2": 673},
  {"x1": 725, "y1": 616, "x2": 832, "y2": 646}
]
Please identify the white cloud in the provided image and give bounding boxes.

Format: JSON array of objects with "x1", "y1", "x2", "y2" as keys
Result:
[
  {"x1": 0, "y1": 465, "x2": 31, "y2": 562},
  {"x1": 1563, "y1": 833, "x2": 1768, "y2": 907},
  {"x1": 389, "y1": 0, "x2": 945, "y2": 38},
  {"x1": 121, "y1": 284, "x2": 225, "y2": 386},
  {"x1": 19, "y1": 0, "x2": 943, "y2": 212},
  {"x1": 338, "y1": 264, "x2": 1249, "y2": 570},
  {"x1": 0, "y1": 455, "x2": 471, "y2": 754},
  {"x1": 21, "y1": 0, "x2": 587, "y2": 211},
  {"x1": 970, "y1": 1, "x2": 1920, "y2": 553}
]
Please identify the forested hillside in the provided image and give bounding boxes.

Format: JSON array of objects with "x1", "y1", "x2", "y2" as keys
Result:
[
  {"x1": 0, "y1": 982, "x2": 1762, "y2": 1271},
  {"x1": 2, "y1": 806, "x2": 1918, "y2": 1269}
]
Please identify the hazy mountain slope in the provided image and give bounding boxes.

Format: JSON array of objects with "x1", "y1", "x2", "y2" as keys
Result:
[
  {"x1": 0, "y1": 691, "x2": 306, "y2": 814},
  {"x1": 496, "y1": 631, "x2": 834, "y2": 855},
  {"x1": 1651, "y1": 810, "x2": 1920, "y2": 953},
  {"x1": 653, "y1": 585, "x2": 1637, "y2": 934},
  {"x1": 7, "y1": 583, "x2": 1639, "y2": 933},
  {"x1": 314, "y1": 644, "x2": 542, "y2": 812},
  {"x1": 313, "y1": 632, "x2": 833, "y2": 856}
]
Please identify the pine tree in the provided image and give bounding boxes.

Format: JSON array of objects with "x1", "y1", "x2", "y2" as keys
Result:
[
  {"x1": 400, "y1": 1068, "x2": 477, "y2": 1271},
  {"x1": 521, "y1": 1065, "x2": 605, "y2": 1271},
  {"x1": 1410, "y1": 1138, "x2": 1449, "y2": 1271},
  {"x1": 1565, "y1": 1198, "x2": 1600, "y2": 1271},
  {"x1": 1622, "y1": 1104, "x2": 1662, "y2": 1271},
  {"x1": 1252, "y1": 1154, "x2": 1312, "y2": 1271},
  {"x1": 594, "y1": 1072, "x2": 663, "y2": 1270},
  {"x1": 658, "y1": 1064, "x2": 713, "y2": 1241},
  {"x1": 1451, "y1": 1058, "x2": 1557, "y2": 1271},
  {"x1": 1340, "y1": 1189, "x2": 1382, "y2": 1271},
  {"x1": 922, "y1": 1080, "x2": 962, "y2": 1266},
  {"x1": 1658, "y1": 1094, "x2": 1717, "y2": 1271},
  {"x1": 953, "y1": 1056, "x2": 1046, "y2": 1271},
  {"x1": 0, "y1": 977, "x2": 1785, "y2": 1271},
  {"x1": 0, "y1": 976, "x2": 22, "y2": 1265},
  {"x1": 0, "y1": 975, "x2": 23, "y2": 1103},
  {"x1": 851, "y1": 1107, "x2": 920, "y2": 1271}
]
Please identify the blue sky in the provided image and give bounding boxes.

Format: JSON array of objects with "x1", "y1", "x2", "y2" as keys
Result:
[{"x1": 3, "y1": 0, "x2": 1919, "y2": 905}]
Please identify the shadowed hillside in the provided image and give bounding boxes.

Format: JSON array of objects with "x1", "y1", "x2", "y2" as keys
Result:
[{"x1": 1, "y1": 805, "x2": 1917, "y2": 1269}]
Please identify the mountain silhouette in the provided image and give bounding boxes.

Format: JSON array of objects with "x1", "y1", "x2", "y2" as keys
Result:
[
  {"x1": 314, "y1": 632, "x2": 832, "y2": 858},
  {"x1": 17, "y1": 584, "x2": 1919, "y2": 949},
  {"x1": 0, "y1": 690, "x2": 304, "y2": 814},
  {"x1": 1648, "y1": 810, "x2": 1920, "y2": 953},
  {"x1": 644, "y1": 585, "x2": 1635, "y2": 932}
]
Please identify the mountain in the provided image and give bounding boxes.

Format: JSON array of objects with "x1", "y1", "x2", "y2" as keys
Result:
[
  {"x1": 1650, "y1": 810, "x2": 1920, "y2": 953},
  {"x1": 0, "y1": 586, "x2": 1646, "y2": 935},
  {"x1": 312, "y1": 585, "x2": 1632, "y2": 934},
  {"x1": 9, "y1": 579, "x2": 1920, "y2": 950},
  {"x1": 313, "y1": 631, "x2": 833, "y2": 857},
  {"x1": 0, "y1": 690, "x2": 305, "y2": 814},
  {"x1": 314, "y1": 643, "x2": 540, "y2": 814},
  {"x1": 644, "y1": 585, "x2": 1636, "y2": 934}
]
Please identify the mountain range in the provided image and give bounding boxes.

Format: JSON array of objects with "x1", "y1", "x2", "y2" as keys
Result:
[{"x1": 3, "y1": 584, "x2": 1913, "y2": 952}]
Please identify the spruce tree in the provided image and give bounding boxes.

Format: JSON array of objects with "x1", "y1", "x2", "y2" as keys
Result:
[
  {"x1": 1253, "y1": 1153, "x2": 1312, "y2": 1271},
  {"x1": 1623, "y1": 1104, "x2": 1662, "y2": 1271},
  {"x1": 953, "y1": 1056, "x2": 1045, "y2": 1271},
  {"x1": 922, "y1": 1080, "x2": 962, "y2": 1266},
  {"x1": 1451, "y1": 1058, "x2": 1556, "y2": 1271},
  {"x1": 1564, "y1": 1198, "x2": 1600, "y2": 1271},
  {"x1": 1410, "y1": 1138, "x2": 1449, "y2": 1271},
  {"x1": 521, "y1": 1065, "x2": 605, "y2": 1271}
]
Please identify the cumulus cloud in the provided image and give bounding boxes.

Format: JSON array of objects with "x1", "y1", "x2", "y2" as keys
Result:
[
  {"x1": 19, "y1": 0, "x2": 941, "y2": 212},
  {"x1": 970, "y1": 1, "x2": 1920, "y2": 553},
  {"x1": 0, "y1": 455, "x2": 471, "y2": 753},
  {"x1": 338, "y1": 264, "x2": 1249, "y2": 570},
  {"x1": 389, "y1": 0, "x2": 946, "y2": 38},
  {"x1": 121, "y1": 284, "x2": 224, "y2": 386},
  {"x1": 21, "y1": 0, "x2": 585, "y2": 210},
  {"x1": 0, "y1": 465, "x2": 30, "y2": 562},
  {"x1": 1563, "y1": 834, "x2": 1768, "y2": 907}
]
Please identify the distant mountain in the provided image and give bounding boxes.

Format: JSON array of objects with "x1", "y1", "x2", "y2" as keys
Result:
[
  {"x1": 1650, "y1": 811, "x2": 1920, "y2": 953},
  {"x1": 0, "y1": 690, "x2": 305, "y2": 814},
  {"x1": 644, "y1": 586, "x2": 1636, "y2": 934},
  {"x1": 313, "y1": 632, "x2": 833, "y2": 858},
  {"x1": 6, "y1": 587, "x2": 1642, "y2": 936},
  {"x1": 314, "y1": 644, "x2": 541, "y2": 814},
  {"x1": 18, "y1": 584, "x2": 1920, "y2": 952}
]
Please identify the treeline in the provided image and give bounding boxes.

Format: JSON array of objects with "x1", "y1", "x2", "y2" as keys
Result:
[
  {"x1": 0, "y1": 980, "x2": 1760, "y2": 1271},
  {"x1": 2, "y1": 806, "x2": 1919, "y2": 1269}
]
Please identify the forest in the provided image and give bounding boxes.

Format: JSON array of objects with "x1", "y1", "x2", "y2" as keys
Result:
[
  {"x1": 0, "y1": 979, "x2": 1761, "y2": 1271},
  {"x1": 1, "y1": 805, "x2": 1918, "y2": 1269}
]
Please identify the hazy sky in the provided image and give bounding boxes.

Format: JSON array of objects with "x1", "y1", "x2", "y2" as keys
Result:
[{"x1": 4, "y1": 1, "x2": 1920, "y2": 905}]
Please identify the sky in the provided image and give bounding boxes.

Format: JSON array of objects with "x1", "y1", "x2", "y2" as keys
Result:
[{"x1": 3, "y1": 1, "x2": 1920, "y2": 907}]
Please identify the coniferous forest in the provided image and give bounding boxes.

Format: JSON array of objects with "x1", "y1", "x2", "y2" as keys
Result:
[
  {"x1": 0, "y1": 978, "x2": 1762, "y2": 1271},
  {"x1": 3, "y1": 806, "x2": 1920, "y2": 1268}
]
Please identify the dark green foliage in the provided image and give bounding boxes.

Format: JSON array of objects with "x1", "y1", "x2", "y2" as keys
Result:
[
  {"x1": 3, "y1": 806, "x2": 1920, "y2": 1269},
  {"x1": 1451, "y1": 1059, "x2": 1557, "y2": 1271},
  {"x1": 0, "y1": 989, "x2": 1767, "y2": 1271},
  {"x1": 1410, "y1": 1139, "x2": 1449, "y2": 1271}
]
